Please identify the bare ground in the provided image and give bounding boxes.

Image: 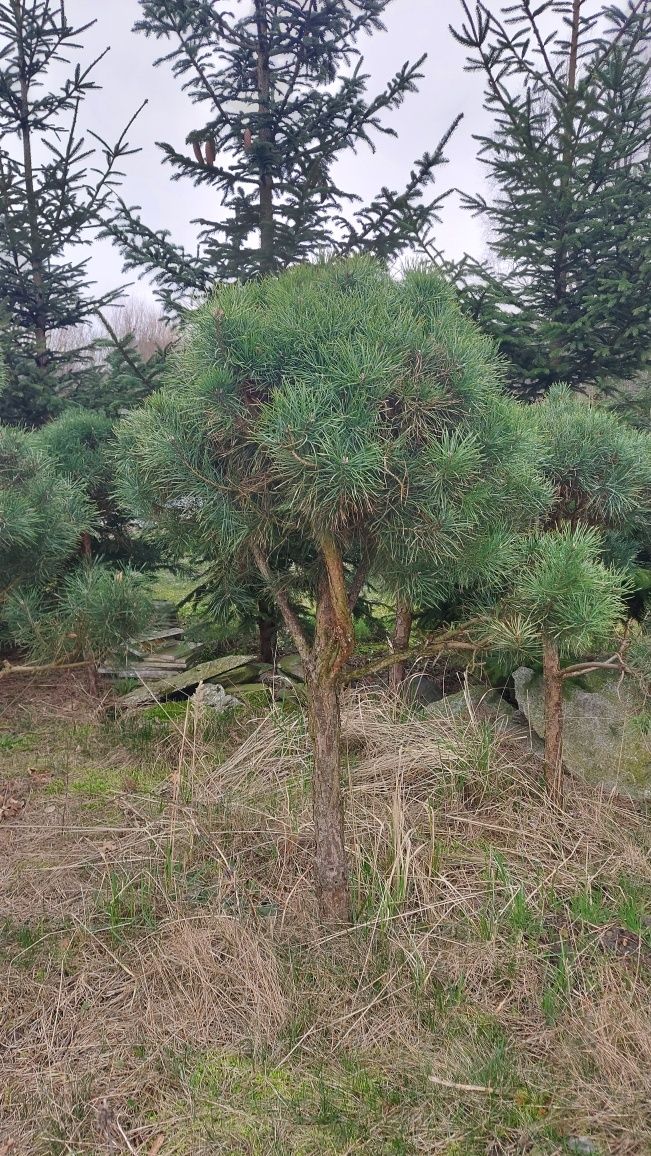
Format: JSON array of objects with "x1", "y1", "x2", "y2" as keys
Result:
[{"x1": 1, "y1": 676, "x2": 650, "y2": 1155}]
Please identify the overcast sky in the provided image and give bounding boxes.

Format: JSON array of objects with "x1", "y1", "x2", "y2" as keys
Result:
[
  {"x1": 66, "y1": 0, "x2": 499, "y2": 302},
  {"x1": 68, "y1": 1, "x2": 510, "y2": 302}
]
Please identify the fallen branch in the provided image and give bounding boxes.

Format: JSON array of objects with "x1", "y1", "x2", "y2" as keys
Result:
[
  {"x1": 429, "y1": 1074, "x2": 495, "y2": 1094},
  {"x1": 0, "y1": 658, "x2": 94, "y2": 680}
]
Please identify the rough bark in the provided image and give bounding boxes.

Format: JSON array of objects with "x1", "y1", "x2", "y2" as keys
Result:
[
  {"x1": 255, "y1": 536, "x2": 354, "y2": 924},
  {"x1": 388, "y1": 599, "x2": 413, "y2": 692},
  {"x1": 306, "y1": 557, "x2": 356, "y2": 924},
  {"x1": 542, "y1": 634, "x2": 564, "y2": 806}
]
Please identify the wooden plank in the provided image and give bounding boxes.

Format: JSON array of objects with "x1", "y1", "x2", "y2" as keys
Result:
[
  {"x1": 133, "y1": 626, "x2": 184, "y2": 643},
  {"x1": 100, "y1": 666, "x2": 184, "y2": 680},
  {"x1": 118, "y1": 654, "x2": 258, "y2": 707}
]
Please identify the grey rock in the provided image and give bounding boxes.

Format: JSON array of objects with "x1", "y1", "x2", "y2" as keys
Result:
[
  {"x1": 402, "y1": 673, "x2": 443, "y2": 706},
  {"x1": 567, "y1": 1138, "x2": 600, "y2": 1155},
  {"x1": 192, "y1": 683, "x2": 242, "y2": 713},
  {"x1": 278, "y1": 653, "x2": 305, "y2": 682},
  {"x1": 220, "y1": 662, "x2": 269, "y2": 686},
  {"x1": 260, "y1": 670, "x2": 295, "y2": 690},
  {"x1": 424, "y1": 685, "x2": 514, "y2": 724},
  {"x1": 513, "y1": 667, "x2": 651, "y2": 800}
]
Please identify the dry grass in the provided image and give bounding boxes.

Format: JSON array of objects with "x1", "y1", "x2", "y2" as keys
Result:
[{"x1": 1, "y1": 677, "x2": 650, "y2": 1154}]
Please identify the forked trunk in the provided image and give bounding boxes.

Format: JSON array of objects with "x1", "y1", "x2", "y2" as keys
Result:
[
  {"x1": 254, "y1": 538, "x2": 353, "y2": 924},
  {"x1": 389, "y1": 599, "x2": 413, "y2": 692},
  {"x1": 307, "y1": 674, "x2": 349, "y2": 924},
  {"x1": 542, "y1": 634, "x2": 564, "y2": 806}
]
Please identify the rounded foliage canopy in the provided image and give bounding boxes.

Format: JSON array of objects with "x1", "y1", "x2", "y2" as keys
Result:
[
  {"x1": 117, "y1": 258, "x2": 548, "y2": 602},
  {"x1": 489, "y1": 526, "x2": 630, "y2": 666},
  {"x1": 0, "y1": 424, "x2": 93, "y2": 590},
  {"x1": 33, "y1": 408, "x2": 114, "y2": 498},
  {"x1": 535, "y1": 384, "x2": 651, "y2": 535}
]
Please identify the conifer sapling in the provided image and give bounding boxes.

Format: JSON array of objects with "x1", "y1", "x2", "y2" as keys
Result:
[{"x1": 116, "y1": 257, "x2": 546, "y2": 922}]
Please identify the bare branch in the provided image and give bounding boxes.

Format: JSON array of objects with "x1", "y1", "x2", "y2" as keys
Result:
[
  {"x1": 0, "y1": 659, "x2": 94, "y2": 680},
  {"x1": 561, "y1": 653, "x2": 631, "y2": 679},
  {"x1": 341, "y1": 620, "x2": 491, "y2": 685},
  {"x1": 252, "y1": 545, "x2": 314, "y2": 672}
]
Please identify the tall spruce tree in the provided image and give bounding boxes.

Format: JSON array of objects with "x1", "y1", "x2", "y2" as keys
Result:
[
  {"x1": 105, "y1": 0, "x2": 460, "y2": 310},
  {"x1": 450, "y1": 0, "x2": 651, "y2": 399},
  {"x1": 0, "y1": 2, "x2": 142, "y2": 426}
]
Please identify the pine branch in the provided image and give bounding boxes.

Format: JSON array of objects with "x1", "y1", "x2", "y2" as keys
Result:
[
  {"x1": 252, "y1": 544, "x2": 314, "y2": 671},
  {"x1": 342, "y1": 619, "x2": 490, "y2": 684}
]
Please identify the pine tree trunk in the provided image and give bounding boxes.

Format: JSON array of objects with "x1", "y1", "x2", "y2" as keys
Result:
[
  {"x1": 255, "y1": 538, "x2": 353, "y2": 924},
  {"x1": 257, "y1": 597, "x2": 277, "y2": 665},
  {"x1": 389, "y1": 599, "x2": 413, "y2": 692},
  {"x1": 307, "y1": 673, "x2": 349, "y2": 924},
  {"x1": 307, "y1": 548, "x2": 355, "y2": 924},
  {"x1": 254, "y1": 0, "x2": 274, "y2": 275},
  {"x1": 542, "y1": 635, "x2": 564, "y2": 807}
]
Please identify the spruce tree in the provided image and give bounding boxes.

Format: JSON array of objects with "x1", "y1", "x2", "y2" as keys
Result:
[
  {"x1": 450, "y1": 0, "x2": 651, "y2": 399},
  {"x1": 105, "y1": 0, "x2": 460, "y2": 309},
  {"x1": 115, "y1": 257, "x2": 546, "y2": 922},
  {"x1": 0, "y1": 2, "x2": 142, "y2": 426}
]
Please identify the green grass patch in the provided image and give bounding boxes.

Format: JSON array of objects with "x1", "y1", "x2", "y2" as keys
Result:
[{"x1": 172, "y1": 1050, "x2": 429, "y2": 1154}]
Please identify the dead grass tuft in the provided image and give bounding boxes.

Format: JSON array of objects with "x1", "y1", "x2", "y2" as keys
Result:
[
  {"x1": 144, "y1": 914, "x2": 288, "y2": 1047},
  {"x1": 1, "y1": 681, "x2": 650, "y2": 1153}
]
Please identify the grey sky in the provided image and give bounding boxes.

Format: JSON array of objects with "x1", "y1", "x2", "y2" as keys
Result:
[
  {"x1": 70, "y1": 0, "x2": 496, "y2": 301},
  {"x1": 69, "y1": 1, "x2": 511, "y2": 300}
]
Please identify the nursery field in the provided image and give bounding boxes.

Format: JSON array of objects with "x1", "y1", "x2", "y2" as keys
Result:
[{"x1": 2, "y1": 672, "x2": 650, "y2": 1156}]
